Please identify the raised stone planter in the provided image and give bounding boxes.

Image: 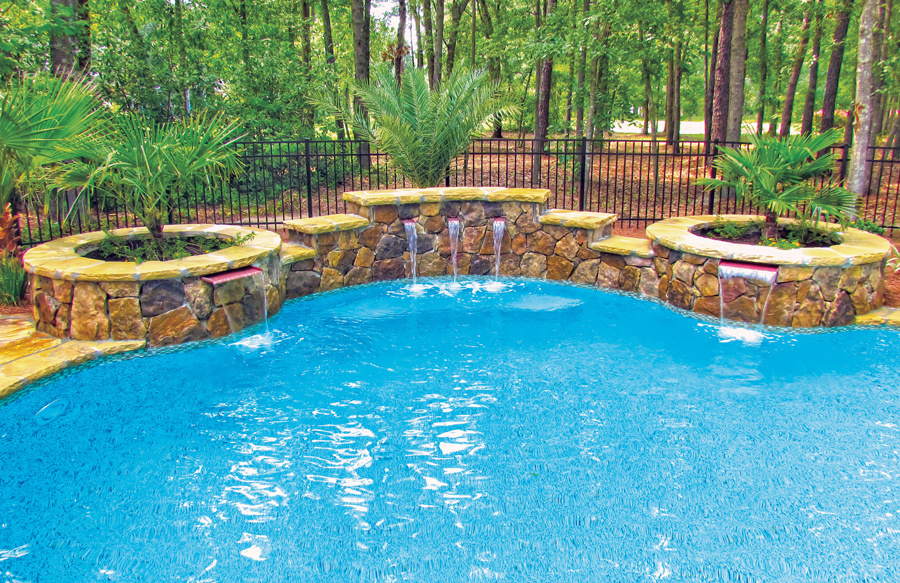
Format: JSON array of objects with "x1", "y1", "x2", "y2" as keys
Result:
[
  {"x1": 23, "y1": 225, "x2": 284, "y2": 346},
  {"x1": 645, "y1": 216, "x2": 891, "y2": 327}
]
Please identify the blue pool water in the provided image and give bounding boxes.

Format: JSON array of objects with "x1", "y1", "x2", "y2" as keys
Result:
[{"x1": 1, "y1": 279, "x2": 900, "y2": 582}]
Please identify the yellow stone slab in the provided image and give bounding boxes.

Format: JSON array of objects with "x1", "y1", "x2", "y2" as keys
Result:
[
  {"x1": 280, "y1": 243, "x2": 316, "y2": 265},
  {"x1": 540, "y1": 209, "x2": 616, "y2": 230},
  {"x1": 75, "y1": 261, "x2": 142, "y2": 282},
  {"x1": 284, "y1": 214, "x2": 370, "y2": 234},
  {"x1": 343, "y1": 187, "x2": 550, "y2": 206},
  {"x1": 590, "y1": 236, "x2": 654, "y2": 258},
  {"x1": 856, "y1": 306, "x2": 893, "y2": 326},
  {"x1": 82, "y1": 340, "x2": 146, "y2": 357},
  {"x1": 0, "y1": 337, "x2": 62, "y2": 366},
  {"x1": 0, "y1": 374, "x2": 24, "y2": 400},
  {"x1": 165, "y1": 255, "x2": 232, "y2": 277},
  {"x1": 1, "y1": 354, "x2": 69, "y2": 381},
  {"x1": 0, "y1": 320, "x2": 39, "y2": 345},
  {"x1": 646, "y1": 216, "x2": 890, "y2": 267}
]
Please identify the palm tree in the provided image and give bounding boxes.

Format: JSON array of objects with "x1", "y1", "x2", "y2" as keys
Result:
[
  {"x1": 0, "y1": 74, "x2": 106, "y2": 252},
  {"x1": 699, "y1": 129, "x2": 858, "y2": 239},
  {"x1": 314, "y1": 65, "x2": 518, "y2": 188},
  {"x1": 59, "y1": 113, "x2": 244, "y2": 240}
]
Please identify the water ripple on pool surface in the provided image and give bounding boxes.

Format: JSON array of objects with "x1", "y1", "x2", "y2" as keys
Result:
[{"x1": 1, "y1": 279, "x2": 900, "y2": 581}]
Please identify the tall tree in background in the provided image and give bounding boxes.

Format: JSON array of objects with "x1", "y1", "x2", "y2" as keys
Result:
[
  {"x1": 444, "y1": 0, "x2": 470, "y2": 78},
  {"x1": 50, "y1": 0, "x2": 77, "y2": 75},
  {"x1": 870, "y1": 0, "x2": 889, "y2": 135},
  {"x1": 704, "y1": 0, "x2": 720, "y2": 144},
  {"x1": 726, "y1": 0, "x2": 749, "y2": 143},
  {"x1": 766, "y1": 14, "x2": 786, "y2": 135},
  {"x1": 756, "y1": 0, "x2": 769, "y2": 134},
  {"x1": 395, "y1": 0, "x2": 407, "y2": 84},
  {"x1": 575, "y1": 0, "x2": 590, "y2": 138},
  {"x1": 532, "y1": 0, "x2": 557, "y2": 182},
  {"x1": 821, "y1": 0, "x2": 854, "y2": 132},
  {"x1": 351, "y1": 0, "x2": 372, "y2": 164},
  {"x1": 848, "y1": 0, "x2": 877, "y2": 195},
  {"x1": 778, "y1": 7, "x2": 811, "y2": 136},
  {"x1": 800, "y1": 4, "x2": 824, "y2": 134},
  {"x1": 434, "y1": 0, "x2": 445, "y2": 85},
  {"x1": 711, "y1": 0, "x2": 734, "y2": 143}
]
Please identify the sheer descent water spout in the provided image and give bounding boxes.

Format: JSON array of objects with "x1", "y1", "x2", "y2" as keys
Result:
[
  {"x1": 403, "y1": 219, "x2": 418, "y2": 285},
  {"x1": 717, "y1": 261, "x2": 779, "y2": 327},
  {"x1": 492, "y1": 218, "x2": 506, "y2": 281},
  {"x1": 448, "y1": 217, "x2": 461, "y2": 283}
]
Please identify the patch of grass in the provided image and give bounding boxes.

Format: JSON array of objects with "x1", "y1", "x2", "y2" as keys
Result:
[
  {"x1": 90, "y1": 232, "x2": 255, "y2": 263},
  {"x1": 851, "y1": 219, "x2": 886, "y2": 236},
  {"x1": 0, "y1": 255, "x2": 27, "y2": 306}
]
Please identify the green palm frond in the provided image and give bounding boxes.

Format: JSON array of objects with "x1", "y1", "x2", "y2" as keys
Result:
[
  {"x1": 311, "y1": 65, "x2": 518, "y2": 188},
  {"x1": 697, "y1": 128, "x2": 857, "y2": 226}
]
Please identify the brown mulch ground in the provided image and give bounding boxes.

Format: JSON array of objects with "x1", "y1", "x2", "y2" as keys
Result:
[{"x1": 0, "y1": 300, "x2": 32, "y2": 316}]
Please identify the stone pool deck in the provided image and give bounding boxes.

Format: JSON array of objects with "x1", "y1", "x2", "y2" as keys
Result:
[{"x1": 0, "y1": 314, "x2": 144, "y2": 400}]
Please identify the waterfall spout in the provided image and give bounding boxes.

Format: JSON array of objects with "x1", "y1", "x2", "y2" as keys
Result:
[
  {"x1": 404, "y1": 219, "x2": 418, "y2": 285},
  {"x1": 492, "y1": 218, "x2": 506, "y2": 281},
  {"x1": 717, "y1": 261, "x2": 779, "y2": 327},
  {"x1": 448, "y1": 217, "x2": 461, "y2": 283}
]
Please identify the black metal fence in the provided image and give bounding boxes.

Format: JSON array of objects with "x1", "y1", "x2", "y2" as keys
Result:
[{"x1": 19, "y1": 138, "x2": 900, "y2": 246}]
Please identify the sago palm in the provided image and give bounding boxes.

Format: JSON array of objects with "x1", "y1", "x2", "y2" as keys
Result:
[
  {"x1": 314, "y1": 65, "x2": 518, "y2": 188},
  {"x1": 699, "y1": 129, "x2": 858, "y2": 239},
  {"x1": 0, "y1": 74, "x2": 106, "y2": 252},
  {"x1": 58, "y1": 113, "x2": 244, "y2": 239}
]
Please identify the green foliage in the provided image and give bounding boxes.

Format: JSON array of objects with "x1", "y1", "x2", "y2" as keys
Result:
[
  {"x1": 0, "y1": 74, "x2": 107, "y2": 207},
  {"x1": 698, "y1": 130, "x2": 859, "y2": 234},
  {"x1": 759, "y1": 237, "x2": 801, "y2": 250},
  {"x1": 708, "y1": 217, "x2": 764, "y2": 240},
  {"x1": 0, "y1": 254, "x2": 27, "y2": 305},
  {"x1": 93, "y1": 231, "x2": 255, "y2": 263},
  {"x1": 851, "y1": 219, "x2": 886, "y2": 236},
  {"x1": 57, "y1": 113, "x2": 244, "y2": 238},
  {"x1": 313, "y1": 65, "x2": 518, "y2": 188}
]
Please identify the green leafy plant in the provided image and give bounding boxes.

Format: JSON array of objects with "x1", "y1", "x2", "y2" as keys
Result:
[
  {"x1": 58, "y1": 113, "x2": 244, "y2": 240},
  {"x1": 0, "y1": 254, "x2": 26, "y2": 305},
  {"x1": 708, "y1": 217, "x2": 764, "y2": 240},
  {"x1": 759, "y1": 237, "x2": 801, "y2": 250},
  {"x1": 91, "y1": 231, "x2": 255, "y2": 263},
  {"x1": 698, "y1": 129, "x2": 858, "y2": 240},
  {"x1": 312, "y1": 65, "x2": 518, "y2": 188},
  {"x1": 851, "y1": 219, "x2": 886, "y2": 236}
]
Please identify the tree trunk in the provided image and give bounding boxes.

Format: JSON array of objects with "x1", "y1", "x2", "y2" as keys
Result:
[
  {"x1": 395, "y1": 0, "x2": 407, "y2": 84},
  {"x1": 704, "y1": 0, "x2": 719, "y2": 145},
  {"x1": 575, "y1": 0, "x2": 589, "y2": 138},
  {"x1": 410, "y1": 0, "x2": 424, "y2": 68},
  {"x1": 674, "y1": 40, "x2": 682, "y2": 148},
  {"x1": 321, "y1": 0, "x2": 336, "y2": 65},
  {"x1": 756, "y1": 0, "x2": 769, "y2": 134},
  {"x1": 666, "y1": 50, "x2": 676, "y2": 145},
  {"x1": 767, "y1": 16, "x2": 785, "y2": 135},
  {"x1": 351, "y1": 0, "x2": 372, "y2": 166},
  {"x1": 77, "y1": 0, "x2": 91, "y2": 73},
  {"x1": 726, "y1": 0, "x2": 749, "y2": 143},
  {"x1": 778, "y1": 10, "x2": 811, "y2": 137},
  {"x1": 712, "y1": 0, "x2": 734, "y2": 144},
  {"x1": 434, "y1": 0, "x2": 445, "y2": 84},
  {"x1": 423, "y1": 0, "x2": 435, "y2": 85},
  {"x1": 444, "y1": 0, "x2": 469, "y2": 78},
  {"x1": 800, "y1": 4, "x2": 824, "y2": 135},
  {"x1": 564, "y1": 53, "x2": 575, "y2": 138},
  {"x1": 595, "y1": 25, "x2": 612, "y2": 135},
  {"x1": 239, "y1": 0, "x2": 251, "y2": 70},
  {"x1": 532, "y1": 0, "x2": 556, "y2": 183},
  {"x1": 847, "y1": 0, "x2": 877, "y2": 196},
  {"x1": 821, "y1": 0, "x2": 853, "y2": 132},
  {"x1": 50, "y1": 0, "x2": 77, "y2": 76}
]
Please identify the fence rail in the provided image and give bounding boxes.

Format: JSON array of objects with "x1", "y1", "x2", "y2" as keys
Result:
[{"x1": 19, "y1": 138, "x2": 900, "y2": 246}]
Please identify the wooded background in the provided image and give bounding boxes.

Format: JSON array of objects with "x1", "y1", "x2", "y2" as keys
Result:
[{"x1": 3, "y1": 0, "x2": 898, "y2": 148}]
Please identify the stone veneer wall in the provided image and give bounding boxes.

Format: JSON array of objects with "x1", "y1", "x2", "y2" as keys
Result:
[
  {"x1": 283, "y1": 200, "x2": 885, "y2": 328},
  {"x1": 32, "y1": 252, "x2": 284, "y2": 347}
]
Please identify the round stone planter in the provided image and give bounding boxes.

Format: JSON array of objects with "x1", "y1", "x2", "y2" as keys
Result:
[
  {"x1": 23, "y1": 225, "x2": 284, "y2": 346},
  {"x1": 645, "y1": 216, "x2": 892, "y2": 327}
]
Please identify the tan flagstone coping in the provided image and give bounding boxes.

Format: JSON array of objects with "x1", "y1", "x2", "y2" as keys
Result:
[
  {"x1": 646, "y1": 215, "x2": 892, "y2": 266},
  {"x1": 23, "y1": 224, "x2": 281, "y2": 282},
  {"x1": 284, "y1": 214, "x2": 370, "y2": 234},
  {"x1": 539, "y1": 209, "x2": 617, "y2": 230},
  {"x1": 0, "y1": 315, "x2": 145, "y2": 401},
  {"x1": 590, "y1": 236, "x2": 654, "y2": 258},
  {"x1": 343, "y1": 186, "x2": 551, "y2": 206},
  {"x1": 855, "y1": 306, "x2": 900, "y2": 326},
  {"x1": 280, "y1": 242, "x2": 316, "y2": 265}
]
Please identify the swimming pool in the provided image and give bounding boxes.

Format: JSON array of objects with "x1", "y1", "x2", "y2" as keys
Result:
[{"x1": 1, "y1": 279, "x2": 899, "y2": 581}]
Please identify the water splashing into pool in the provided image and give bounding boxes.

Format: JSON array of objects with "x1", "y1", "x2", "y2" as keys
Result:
[
  {"x1": 404, "y1": 219, "x2": 418, "y2": 286},
  {"x1": 448, "y1": 217, "x2": 461, "y2": 285},
  {"x1": 717, "y1": 260, "x2": 779, "y2": 331}
]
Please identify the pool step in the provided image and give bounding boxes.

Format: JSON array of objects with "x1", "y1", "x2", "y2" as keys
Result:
[
  {"x1": 589, "y1": 236, "x2": 654, "y2": 258},
  {"x1": 283, "y1": 214, "x2": 370, "y2": 235}
]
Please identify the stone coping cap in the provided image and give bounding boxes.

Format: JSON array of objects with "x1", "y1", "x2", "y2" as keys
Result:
[
  {"x1": 283, "y1": 214, "x2": 370, "y2": 234},
  {"x1": 856, "y1": 306, "x2": 900, "y2": 326},
  {"x1": 23, "y1": 224, "x2": 281, "y2": 282},
  {"x1": 646, "y1": 215, "x2": 891, "y2": 266},
  {"x1": 280, "y1": 242, "x2": 316, "y2": 265},
  {"x1": 539, "y1": 209, "x2": 616, "y2": 230},
  {"x1": 343, "y1": 186, "x2": 551, "y2": 206},
  {"x1": 590, "y1": 236, "x2": 654, "y2": 258}
]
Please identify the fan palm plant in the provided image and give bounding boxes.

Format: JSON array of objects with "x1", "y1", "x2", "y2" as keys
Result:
[
  {"x1": 59, "y1": 113, "x2": 244, "y2": 240},
  {"x1": 313, "y1": 65, "x2": 518, "y2": 188},
  {"x1": 0, "y1": 74, "x2": 106, "y2": 252},
  {"x1": 699, "y1": 129, "x2": 858, "y2": 240}
]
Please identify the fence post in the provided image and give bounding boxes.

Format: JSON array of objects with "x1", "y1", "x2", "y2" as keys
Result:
[
  {"x1": 304, "y1": 139, "x2": 313, "y2": 218},
  {"x1": 706, "y1": 139, "x2": 718, "y2": 215},
  {"x1": 578, "y1": 137, "x2": 587, "y2": 211}
]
